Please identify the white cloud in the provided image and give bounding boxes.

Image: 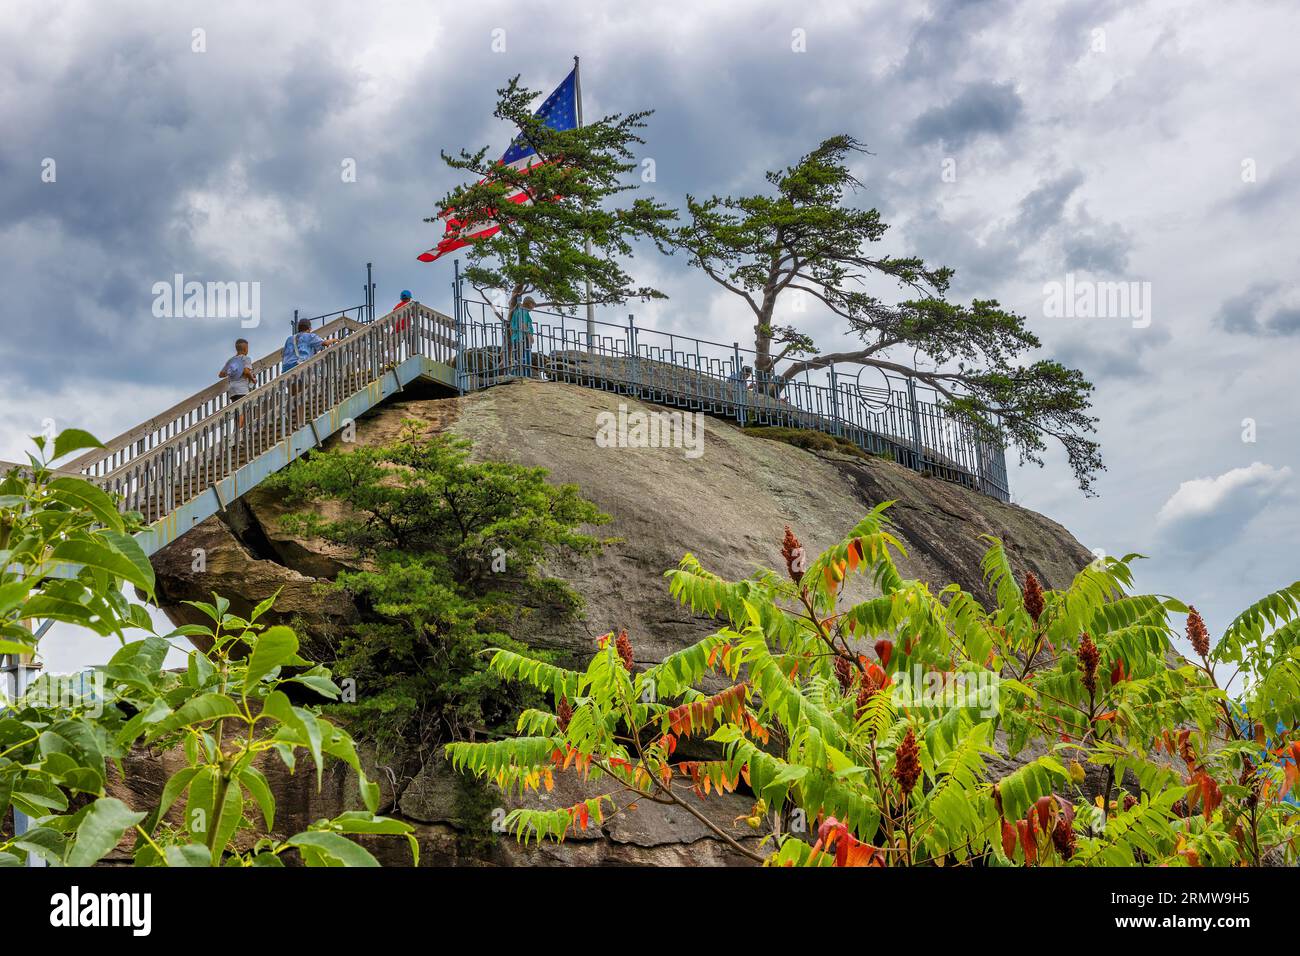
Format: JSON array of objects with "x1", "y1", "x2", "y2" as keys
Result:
[
  {"x1": 1154, "y1": 462, "x2": 1292, "y2": 549},
  {"x1": 174, "y1": 161, "x2": 319, "y2": 275}
]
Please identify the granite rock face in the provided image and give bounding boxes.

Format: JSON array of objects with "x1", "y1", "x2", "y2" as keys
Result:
[{"x1": 142, "y1": 378, "x2": 1093, "y2": 866}]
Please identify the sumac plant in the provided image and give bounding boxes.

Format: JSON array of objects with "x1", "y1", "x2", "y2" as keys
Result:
[
  {"x1": 0, "y1": 431, "x2": 414, "y2": 866},
  {"x1": 447, "y1": 502, "x2": 1300, "y2": 866}
]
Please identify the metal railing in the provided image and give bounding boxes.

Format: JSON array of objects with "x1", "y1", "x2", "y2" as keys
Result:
[
  {"x1": 293, "y1": 261, "x2": 377, "y2": 329},
  {"x1": 454, "y1": 293, "x2": 1009, "y2": 502},
  {"x1": 2, "y1": 259, "x2": 1007, "y2": 543},
  {"x1": 59, "y1": 302, "x2": 454, "y2": 524}
]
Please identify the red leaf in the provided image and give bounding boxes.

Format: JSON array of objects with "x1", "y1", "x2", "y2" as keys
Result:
[
  {"x1": 1017, "y1": 819, "x2": 1038, "y2": 864},
  {"x1": 1001, "y1": 821, "x2": 1018, "y2": 859},
  {"x1": 874, "y1": 639, "x2": 893, "y2": 669},
  {"x1": 1034, "y1": 795, "x2": 1056, "y2": 832}
]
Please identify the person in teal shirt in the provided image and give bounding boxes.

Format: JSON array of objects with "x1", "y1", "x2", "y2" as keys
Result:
[{"x1": 509, "y1": 296, "x2": 535, "y2": 376}]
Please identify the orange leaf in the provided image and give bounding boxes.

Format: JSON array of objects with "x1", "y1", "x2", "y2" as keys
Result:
[{"x1": 1281, "y1": 763, "x2": 1298, "y2": 800}]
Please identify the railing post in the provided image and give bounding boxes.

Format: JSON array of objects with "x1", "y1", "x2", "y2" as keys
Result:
[
  {"x1": 829, "y1": 365, "x2": 840, "y2": 437},
  {"x1": 2, "y1": 652, "x2": 46, "y2": 866},
  {"x1": 906, "y1": 376, "x2": 924, "y2": 474},
  {"x1": 733, "y1": 343, "x2": 745, "y2": 425},
  {"x1": 628, "y1": 315, "x2": 639, "y2": 398},
  {"x1": 366, "y1": 261, "x2": 374, "y2": 323},
  {"x1": 453, "y1": 260, "x2": 466, "y2": 393},
  {"x1": 980, "y1": 439, "x2": 991, "y2": 497}
]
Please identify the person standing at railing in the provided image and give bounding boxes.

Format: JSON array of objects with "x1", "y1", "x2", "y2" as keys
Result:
[
  {"x1": 218, "y1": 337, "x2": 256, "y2": 429},
  {"x1": 281, "y1": 317, "x2": 330, "y2": 373},
  {"x1": 392, "y1": 290, "x2": 414, "y2": 333},
  {"x1": 282, "y1": 317, "x2": 332, "y2": 428},
  {"x1": 509, "y1": 296, "x2": 536, "y2": 377}
]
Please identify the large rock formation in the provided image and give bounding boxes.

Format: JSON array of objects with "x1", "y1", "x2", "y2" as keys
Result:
[{"x1": 140, "y1": 378, "x2": 1092, "y2": 865}]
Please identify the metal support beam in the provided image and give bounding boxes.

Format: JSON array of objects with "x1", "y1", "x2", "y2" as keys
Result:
[{"x1": 131, "y1": 353, "x2": 447, "y2": 557}]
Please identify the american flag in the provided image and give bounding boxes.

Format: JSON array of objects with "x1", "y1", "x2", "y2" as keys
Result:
[{"x1": 418, "y1": 68, "x2": 579, "y2": 263}]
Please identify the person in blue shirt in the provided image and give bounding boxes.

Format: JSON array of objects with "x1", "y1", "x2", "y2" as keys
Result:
[
  {"x1": 282, "y1": 318, "x2": 330, "y2": 372},
  {"x1": 509, "y1": 296, "x2": 535, "y2": 376}
]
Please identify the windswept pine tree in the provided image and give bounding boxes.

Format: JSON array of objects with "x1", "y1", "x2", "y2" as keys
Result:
[{"x1": 671, "y1": 136, "x2": 1103, "y2": 493}]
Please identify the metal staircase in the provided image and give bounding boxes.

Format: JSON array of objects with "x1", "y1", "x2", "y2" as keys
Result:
[{"x1": 46, "y1": 302, "x2": 457, "y2": 557}]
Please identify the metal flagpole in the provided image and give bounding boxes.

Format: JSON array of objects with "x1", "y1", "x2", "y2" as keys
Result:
[{"x1": 574, "y1": 55, "x2": 596, "y2": 350}]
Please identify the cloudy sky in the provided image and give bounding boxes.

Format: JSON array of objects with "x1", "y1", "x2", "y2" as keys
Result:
[{"x1": 2, "y1": 0, "x2": 1296, "y2": 672}]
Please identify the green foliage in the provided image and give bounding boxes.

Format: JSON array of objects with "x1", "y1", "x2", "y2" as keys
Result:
[
  {"x1": 0, "y1": 433, "x2": 414, "y2": 866},
  {"x1": 741, "y1": 425, "x2": 873, "y2": 460},
  {"x1": 432, "y1": 74, "x2": 677, "y2": 317},
  {"x1": 445, "y1": 504, "x2": 1300, "y2": 867},
  {"x1": 672, "y1": 134, "x2": 1102, "y2": 493},
  {"x1": 1, "y1": 444, "x2": 154, "y2": 651},
  {"x1": 262, "y1": 422, "x2": 609, "y2": 754}
]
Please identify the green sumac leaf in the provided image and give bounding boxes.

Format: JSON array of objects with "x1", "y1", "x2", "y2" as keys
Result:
[
  {"x1": 98, "y1": 529, "x2": 155, "y2": 596},
  {"x1": 996, "y1": 756, "x2": 1068, "y2": 822},
  {"x1": 50, "y1": 539, "x2": 152, "y2": 593},
  {"x1": 157, "y1": 766, "x2": 201, "y2": 819},
  {"x1": 185, "y1": 767, "x2": 218, "y2": 841},
  {"x1": 0, "y1": 578, "x2": 36, "y2": 617},
  {"x1": 243, "y1": 626, "x2": 306, "y2": 692},
  {"x1": 208, "y1": 780, "x2": 244, "y2": 860},
  {"x1": 68, "y1": 797, "x2": 146, "y2": 867},
  {"x1": 249, "y1": 589, "x2": 282, "y2": 623},
  {"x1": 47, "y1": 477, "x2": 124, "y2": 531},
  {"x1": 286, "y1": 831, "x2": 379, "y2": 867},
  {"x1": 146, "y1": 693, "x2": 241, "y2": 740},
  {"x1": 51, "y1": 429, "x2": 104, "y2": 462},
  {"x1": 241, "y1": 767, "x2": 276, "y2": 831},
  {"x1": 165, "y1": 844, "x2": 213, "y2": 867}
]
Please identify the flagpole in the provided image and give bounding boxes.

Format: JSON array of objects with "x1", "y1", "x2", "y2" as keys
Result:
[{"x1": 575, "y1": 54, "x2": 596, "y2": 350}]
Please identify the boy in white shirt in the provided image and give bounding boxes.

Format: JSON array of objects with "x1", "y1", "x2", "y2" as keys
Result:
[{"x1": 219, "y1": 338, "x2": 255, "y2": 427}]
